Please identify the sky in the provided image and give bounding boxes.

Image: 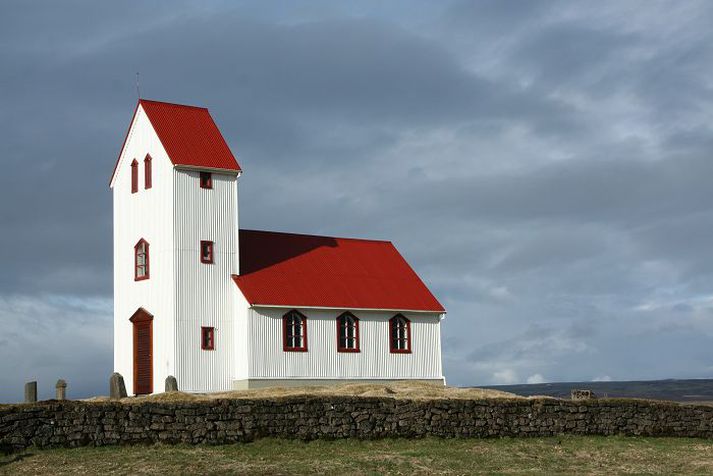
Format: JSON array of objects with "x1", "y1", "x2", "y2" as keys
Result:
[{"x1": 1, "y1": 0, "x2": 713, "y2": 402}]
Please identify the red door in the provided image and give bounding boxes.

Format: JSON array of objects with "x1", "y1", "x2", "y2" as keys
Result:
[{"x1": 129, "y1": 308, "x2": 153, "y2": 395}]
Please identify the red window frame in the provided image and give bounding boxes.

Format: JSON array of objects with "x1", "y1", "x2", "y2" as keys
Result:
[
  {"x1": 199, "y1": 172, "x2": 212, "y2": 189},
  {"x1": 389, "y1": 314, "x2": 411, "y2": 354},
  {"x1": 283, "y1": 310, "x2": 308, "y2": 352},
  {"x1": 200, "y1": 240, "x2": 214, "y2": 264},
  {"x1": 131, "y1": 159, "x2": 138, "y2": 193},
  {"x1": 134, "y1": 239, "x2": 150, "y2": 281},
  {"x1": 336, "y1": 312, "x2": 360, "y2": 353},
  {"x1": 201, "y1": 326, "x2": 215, "y2": 350},
  {"x1": 144, "y1": 154, "x2": 152, "y2": 189}
]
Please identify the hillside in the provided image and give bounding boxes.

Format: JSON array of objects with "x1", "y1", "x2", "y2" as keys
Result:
[{"x1": 483, "y1": 378, "x2": 713, "y2": 402}]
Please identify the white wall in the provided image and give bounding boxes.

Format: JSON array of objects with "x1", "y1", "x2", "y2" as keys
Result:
[
  {"x1": 113, "y1": 105, "x2": 176, "y2": 395},
  {"x1": 247, "y1": 307, "x2": 443, "y2": 381},
  {"x1": 172, "y1": 169, "x2": 239, "y2": 392}
]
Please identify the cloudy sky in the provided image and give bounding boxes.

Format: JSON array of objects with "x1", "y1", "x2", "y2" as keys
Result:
[{"x1": 2, "y1": 0, "x2": 713, "y2": 401}]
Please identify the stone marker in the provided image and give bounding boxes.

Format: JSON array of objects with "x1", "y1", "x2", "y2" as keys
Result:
[
  {"x1": 55, "y1": 379, "x2": 67, "y2": 400},
  {"x1": 571, "y1": 389, "x2": 595, "y2": 400},
  {"x1": 109, "y1": 372, "x2": 127, "y2": 399},
  {"x1": 24, "y1": 381, "x2": 37, "y2": 403},
  {"x1": 165, "y1": 375, "x2": 178, "y2": 392}
]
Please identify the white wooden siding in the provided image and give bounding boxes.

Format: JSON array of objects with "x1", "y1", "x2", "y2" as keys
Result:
[
  {"x1": 113, "y1": 105, "x2": 176, "y2": 395},
  {"x1": 247, "y1": 307, "x2": 443, "y2": 380},
  {"x1": 172, "y1": 169, "x2": 238, "y2": 392}
]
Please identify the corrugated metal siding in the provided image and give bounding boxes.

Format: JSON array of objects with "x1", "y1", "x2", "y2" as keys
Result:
[
  {"x1": 113, "y1": 105, "x2": 176, "y2": 395},
  {"x1": 248, "y1": 308, "x2": 443, "y2": 380},
  {"x1": 173, "y1": 169, "x2": 238, "y2": 392}
]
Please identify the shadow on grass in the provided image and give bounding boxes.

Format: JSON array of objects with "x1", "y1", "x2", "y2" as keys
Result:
[{"x1": 0, "y1": 453, "x2": 34, "y2": 468}]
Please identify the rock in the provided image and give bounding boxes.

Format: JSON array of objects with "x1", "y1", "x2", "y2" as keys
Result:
[
  {"x1": 165, "y1": 376, "x2": 178, "y2": 392},
  {"x1": 109, "y1": 373, "x2": 127, "y2": 400}
]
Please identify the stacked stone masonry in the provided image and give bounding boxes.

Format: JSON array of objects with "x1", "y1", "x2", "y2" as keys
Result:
[{"x1": 1, "y1": 397, "x2": 713, "y2": 451}]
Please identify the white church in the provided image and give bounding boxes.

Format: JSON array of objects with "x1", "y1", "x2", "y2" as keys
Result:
[{"x1": 110, "y1": 99, "x2": 446, "y2": 395}]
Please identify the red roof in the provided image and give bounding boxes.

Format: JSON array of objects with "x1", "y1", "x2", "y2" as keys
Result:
[
  {"x1": 233, "y1": 230, "x2": 445, "y2": 313},
  {"x1": 111, "y1": 99, "x2": 241, "y2": 184}
]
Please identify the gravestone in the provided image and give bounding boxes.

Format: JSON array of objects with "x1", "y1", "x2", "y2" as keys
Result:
[
  {"x1": 24, "y1": 381, "x2": 37, "y2": 403},
  {"x1": 571, "y1": 389, "x2": 595, "y2": 400},
  {"x1": 109, "y1": 372, "x2": 127, "y2": 399},
  {"x1": 55, "y1": 379, "x2": 67, "y2": 400},
  {"x1": 165, "y1": 375, "x2": 178, "y2": 392}
]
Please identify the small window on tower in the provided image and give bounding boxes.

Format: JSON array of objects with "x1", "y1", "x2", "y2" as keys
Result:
[
  {"x1": 134, "y1": 239, "x2": 150, "y2": 281},
  {"x1": 131, "y1": 159, "x2": 138, "y2": 194},
  {"x1": 200, "y1": 240, "x2": 214, "y2": 264},
  {"x1": 200, "y1": 172, "x2": 212, "y2": 189},
  {"x1": 201, "y1": 327, "x2": 215, "y2": 350},
  {"x1": 144, "y1": 154, "x2": 152, "y2": 189}
]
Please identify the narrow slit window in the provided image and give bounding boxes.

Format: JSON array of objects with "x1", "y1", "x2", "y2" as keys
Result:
[
  {"x1": 337, "y1": 312, "x2": 360, "y2": 352},
  {"x1": 201, "y1": 327, "x2": 215, "y2": 350},
  {"x1": 200, "y1": 172, "x2": 212, "y2": 189},
  {"x1": 200, "y1": 240, "x2": 214, "y2": 264},
  {"x1": 131, "y1": 159, "x2": 138, "y2": 194},
  {"x1": 144, "y1": 154, "x2": 152, "y2": 189},
  {"x1": 134, "y1": 239, "x2": 150, "y2": 281},
  {"x1": 283, "y1": 310, "x2": 308, "y2": 351},
  {"x1": 389, "y1": 314, "x2": 411, "y2": 353}
]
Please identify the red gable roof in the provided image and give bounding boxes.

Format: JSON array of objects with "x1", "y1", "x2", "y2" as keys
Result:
[
  {"x1": 233, "y1": 230, "x2": 445, "y2": 313},
  {"x1": 111, "y1": 99, "x2": 241, "y2": 185}
]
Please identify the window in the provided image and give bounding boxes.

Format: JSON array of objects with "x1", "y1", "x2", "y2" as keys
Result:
[
  {"x1": 337, "y1": 312, "x2": 360, "y2": 352},
  {"x1": 200, "y1": 172, "x2": 212, "y2": 189},
  {"x1": 200, "y1": 240, "x2": 214, "y2": 264},
  {"x1": 389, "y1": 314, "x2": 411, "y2": 353},
  {"x1": 283, "y1": 310, "x2": 307, "y2": 351},
  {"x1": 201, "y1": 327, "x2": 215, "y2": 350},
  {"x1": 134, "y1": 239, "x2": 150, "y2": 281},
  {"x1": 131, "y1": 159, "x2": 138, "y2": 193},
  {"x1": 144, "y1": 154, "x2": 152, "y2": 189}
]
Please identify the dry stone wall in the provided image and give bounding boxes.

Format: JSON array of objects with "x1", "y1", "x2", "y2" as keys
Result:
[{"x1": 1, "y1": 397, "x2": 713, "y2": 451}]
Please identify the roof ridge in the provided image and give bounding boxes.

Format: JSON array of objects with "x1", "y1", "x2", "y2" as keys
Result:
[
  {"x1": 139, "y1": 98, "x2": 208, "y2": 110},
  {"x1": 240, "y1": 228, "x2": 392, "y2": 244}
]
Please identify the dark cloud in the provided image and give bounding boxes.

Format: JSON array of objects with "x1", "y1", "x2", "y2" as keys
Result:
[{"x1": 2, "y1": 0, "x2": 713, "y2": 400}]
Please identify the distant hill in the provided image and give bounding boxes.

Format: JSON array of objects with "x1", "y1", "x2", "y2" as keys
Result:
[{"x1": 481, "y1": 379, "x2": 713, "y2": 402}]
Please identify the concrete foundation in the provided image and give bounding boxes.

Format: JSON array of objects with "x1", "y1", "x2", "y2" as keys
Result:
[{"x1": 232, "y1": 378, "x2": 446, "y2": 390}]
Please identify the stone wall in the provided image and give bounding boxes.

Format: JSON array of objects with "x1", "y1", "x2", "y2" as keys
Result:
[{"x1": 1, "y1": 396, "x2": 713, "y2": 451}]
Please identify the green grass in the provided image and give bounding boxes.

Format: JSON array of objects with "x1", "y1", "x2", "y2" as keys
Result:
[{"x1": 2, "y1": 436, "x2": 713, "y2": 475}]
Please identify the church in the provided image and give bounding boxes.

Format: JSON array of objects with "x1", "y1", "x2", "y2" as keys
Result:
[{"x1": 110, "y1": 99, "x2": 446, "y2": 395}]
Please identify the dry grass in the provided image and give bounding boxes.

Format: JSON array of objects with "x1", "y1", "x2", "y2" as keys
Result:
[
  {"x1": 80, "y1": 381, "x2": 520, "y2": 404},
  {"x1": 3, "y1": 436, "x2": 713, "y2": 475},
  {"x1": 130, "y1": 382, "x2": 523, "y2": 402}
]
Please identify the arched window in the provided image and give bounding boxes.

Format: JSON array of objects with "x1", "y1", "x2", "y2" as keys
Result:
[
  {"x1": 337, "y1": 312, "x2": 360, "y2": 352},
  {"x1": 283, "y1": 310, "x2": 307, "y2": 352},
  {"x1": 134, "y1": 239, "x2": 150, "y2": 281},
  {"x1": 144, "y1": 154, "x2": 152, "y2": 189},
  {"x1": 389, "y1": 314, "x2": 411, "y2": 353},
  {"x1": 131, "y1": 159, "x2": 138, "y2": 194}
]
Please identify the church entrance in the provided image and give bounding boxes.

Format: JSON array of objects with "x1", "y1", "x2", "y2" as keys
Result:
[{"x1": 129, "y1": 308, "x2": 153, "y2": 395}]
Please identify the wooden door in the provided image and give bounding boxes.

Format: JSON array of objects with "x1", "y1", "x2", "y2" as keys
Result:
[{"x1": 129, "y1": 308, "x2": 153, "y2": 395}]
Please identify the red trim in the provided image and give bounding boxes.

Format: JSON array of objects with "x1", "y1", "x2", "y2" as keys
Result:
[
  {"x1": 131, "y1": 159, "x2": 138, "y2": 194},
  {"x1": 134, "y1": 239, "x2": 150, "y2": 281},
  {"x1": 201, "y1": 326, "x2": 215, "y2": 350},
  {"x1": 282, "y1": 310, "x2": 308, "y2": 352},
  {"x1": 200, "y1": 172, "x2": 213, "y2": 189},
  {"x1": 336, "y1": 312, "x2": 360, "y2": 353},
  {"x1": 144, "y1": 154, "x2": 152, "y2": 189},
  {"x1": 200, "y1": 240, "x2": 214, "y2": 264},
  {"x1": 129, "y1": 308, "x2": 153, "y2": 395},
  {"x1": 389, "y1": 314, "x2": 412, "y2": 354}
]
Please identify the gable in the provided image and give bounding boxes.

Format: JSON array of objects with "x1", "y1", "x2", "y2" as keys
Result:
[
  {"x1": 110, "y1": 99, "x2": 241, "y2": 187},
  {"x1": 233, "y1": 230, "x2": 445, "y2": 313}
]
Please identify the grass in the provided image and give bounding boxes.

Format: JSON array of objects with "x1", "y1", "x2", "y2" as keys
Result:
[{"x1": 3, "y1": 436, "x2": 713, "y2": 475}]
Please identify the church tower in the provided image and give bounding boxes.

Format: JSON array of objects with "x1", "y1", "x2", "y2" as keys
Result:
[{"x1": 110, "y1": 99, "x2": 242, "y2": 395}]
